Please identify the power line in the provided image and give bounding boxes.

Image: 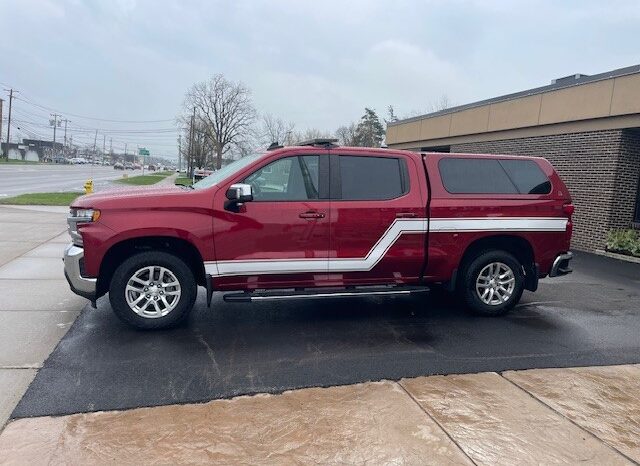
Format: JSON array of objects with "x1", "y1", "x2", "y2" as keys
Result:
[
  {"x1": 14, "y1": 95, "x2": 176, "y2": 123},
  {"x1": 3, "y1": 86, "x2": 181, "y2": 157}
]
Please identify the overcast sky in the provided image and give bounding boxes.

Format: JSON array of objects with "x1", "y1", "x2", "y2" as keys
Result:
[{"x1": 1, "y1": 0, "x2": 638, "y2": 157}]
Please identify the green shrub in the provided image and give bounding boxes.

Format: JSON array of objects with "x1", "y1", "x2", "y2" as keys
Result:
[{"x1": 606, "y1": 229, "x2": 640, "y2": 257}]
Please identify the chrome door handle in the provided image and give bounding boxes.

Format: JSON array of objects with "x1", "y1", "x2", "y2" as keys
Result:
[{"x1": 299, "y1": 211, "x2": 325, "y2": 219}]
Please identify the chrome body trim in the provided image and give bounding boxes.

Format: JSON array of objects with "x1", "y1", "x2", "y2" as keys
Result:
[
  {"x1": 63, "y1": 243, "x2": 97, "y2": 296},
  {"x1": 549, "y1": 251, "x2": 573, "y2": 277}
]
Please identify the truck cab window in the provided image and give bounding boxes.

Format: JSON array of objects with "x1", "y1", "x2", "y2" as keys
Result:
[
  {"x1": 243, "y1": 155, "x2": 319, "y2": 201},
  {"x1": 338, "y1": 156, "x2": 407, "y2": 200}
]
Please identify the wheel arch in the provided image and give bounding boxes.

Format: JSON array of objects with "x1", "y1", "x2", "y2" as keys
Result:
[
  {"x1": 454, "y1": 234, "x2": 538, "y2": 292},
  {"x1": 97, "y1": 236, "x2": 206, "y2": 298}
]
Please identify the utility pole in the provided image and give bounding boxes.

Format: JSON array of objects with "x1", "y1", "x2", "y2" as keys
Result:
[
  {"x1": 102, "y1": 134, "x2": 106, "y2": 163},
  {"x1": 109, "y1": 138, "x2": 113, "y2": 159},
  {"x1": 3, "y1": 89, "x2": 17, "y2": 159}
]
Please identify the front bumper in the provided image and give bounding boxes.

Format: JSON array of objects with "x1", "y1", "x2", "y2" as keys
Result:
[
  {"x1": 549, "y1": 251, "x2": 573, "y2": 277},
  {"x1": 63, "y1": 243, "x2": 97, "y2": 301}
]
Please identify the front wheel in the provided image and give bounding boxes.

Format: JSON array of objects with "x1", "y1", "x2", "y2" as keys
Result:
[
  {"x1": 458, "y1": 250, "x2": 524, "y2": 316},
  {"x1": 109, "y1": 251, "x2": 197, "y2": 329}
]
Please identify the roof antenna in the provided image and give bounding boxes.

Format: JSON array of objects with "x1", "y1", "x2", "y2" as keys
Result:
[{"x1": 267, "y1": 142, "x2": 283, "y2": 151}]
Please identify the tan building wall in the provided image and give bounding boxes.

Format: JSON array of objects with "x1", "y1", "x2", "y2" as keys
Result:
[{"x1": 387, "y1": 70, "x2": 640, "y2": 148}]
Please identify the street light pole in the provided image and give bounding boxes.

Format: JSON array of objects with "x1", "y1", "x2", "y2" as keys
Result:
[
  {"x1": 61, "y1": 119, "x2": 69, "y2": 158},
  {"x1": 178, "y1": 134, "x2": 182, "y2": 172},
  {"x1": 50, "y1": 113, "x2": 60, "y2": 160}
]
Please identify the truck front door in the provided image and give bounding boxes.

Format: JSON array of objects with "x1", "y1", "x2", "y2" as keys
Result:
[{"x1": 211, "y1": 151, "x2": 331, "y2": 289}]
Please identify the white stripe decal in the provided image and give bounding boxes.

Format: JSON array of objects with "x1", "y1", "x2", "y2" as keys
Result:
[{"x1": 204, "y1": 217, "x2": 567, "y2": 277}]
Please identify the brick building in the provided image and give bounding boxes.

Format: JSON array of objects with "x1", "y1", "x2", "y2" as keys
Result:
[{"x1": 386, "y1": 65, "x2": 640, "y2": 252}]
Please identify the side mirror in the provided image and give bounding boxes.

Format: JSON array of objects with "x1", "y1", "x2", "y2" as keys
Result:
[
  {"x1": 225, "y1": 183, "x2": 253, "y2": 210},
  {"x1": 226, "y1": 183, "x2": 253, "y2": 202}
]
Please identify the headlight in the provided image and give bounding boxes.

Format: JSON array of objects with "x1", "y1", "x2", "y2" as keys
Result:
[
  {"x1": 68, "y1": 208, "x2": 100, "y2": 246},
  {"x1": 70, "y1": 208, "x2": 101, "y2": 222}
]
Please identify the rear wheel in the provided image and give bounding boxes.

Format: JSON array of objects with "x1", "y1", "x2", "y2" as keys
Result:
[
  {"x1": 109, "y1": 251, "x2": 197, "y2": 329},
  {"x1": 458, "y1": 250, "x2": 524, "y2": 316}
]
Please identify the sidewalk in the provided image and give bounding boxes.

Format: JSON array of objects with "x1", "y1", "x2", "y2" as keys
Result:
[
  {"x1": 0, "y1": 364, "x2": 638, "y2": 464},
  {"x1": 0, "y1": 205, "x2": 85, "y2": 429}
]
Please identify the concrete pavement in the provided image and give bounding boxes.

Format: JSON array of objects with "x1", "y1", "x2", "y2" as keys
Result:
[
  {"x1": 0, "y1": 205, "x2": 85, "y2": 429},
  {"x1": 0, "y1": 364, "x2": 637, "y2": 464}
]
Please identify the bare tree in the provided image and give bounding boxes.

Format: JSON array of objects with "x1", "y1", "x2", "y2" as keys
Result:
[
  {"x1": 426, "y1": 94, "x2": 453, "y2": 113},
  {"x1": 260, "y1": 114, "x2": 295, "y2": 146},
  {"x1": 290, "y1": 128, "x2": 334, "y2": 143},
  {"x1": 335, "y1": 122, "x2": 358, "y2": 146},
  {"x1": 385, "y1": 105, "x2": 398, "y2": 123},
  {"x1": 401, "y1": 95, "x2": 455, "y2": 120},
  {"x1": 184, "y1": 74, "x2": 256, "y2": 169}
]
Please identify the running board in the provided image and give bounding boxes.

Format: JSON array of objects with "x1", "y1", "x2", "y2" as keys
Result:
[{"x1": 223, "y1": 285, "x2": 429, "y2": 303}]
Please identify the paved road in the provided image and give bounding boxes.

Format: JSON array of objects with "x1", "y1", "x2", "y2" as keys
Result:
[
  {"x1": 0, "y1": 165, "x2": 143, "y2": 197},
  {"x1": 13, "y1": 251, "x2": 640, "y2": 418}
]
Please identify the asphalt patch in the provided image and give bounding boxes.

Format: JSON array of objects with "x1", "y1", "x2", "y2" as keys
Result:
[{"x1": 13, "y1": 252, "x2": 640, "y2": 418}]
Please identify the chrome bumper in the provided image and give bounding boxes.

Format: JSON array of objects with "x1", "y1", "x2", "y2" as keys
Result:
[
  {"x1": 549, "y1": 251, "x2": 573, "y2": 277},
  {"x1": 63, "y1": 243, "x2": 96, "y2": 300}
]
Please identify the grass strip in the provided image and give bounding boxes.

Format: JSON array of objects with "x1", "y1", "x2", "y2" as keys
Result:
[
  {"x1": 114, "y1": 175, "x2": 164, "y2": 185},
  {"x1": 175, "y1": 177, "x2": 193, "y2": 186},
  {"x1": 0, "y1": 192, "x2": 82, "y2": 206}
]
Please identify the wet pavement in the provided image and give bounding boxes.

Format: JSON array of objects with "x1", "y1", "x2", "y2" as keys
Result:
[
  {"x1": 0, "y1": 365, "x2": 637, "y2": 465},
  {"x1": 11, "y1": 250, "x2": 640, "y2": 418}
]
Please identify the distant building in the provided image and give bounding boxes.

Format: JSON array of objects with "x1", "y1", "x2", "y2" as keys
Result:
[
  {"x1": 1, "y1": 139, "x2": 65, "y2": 162},
  {"x1": 386, "y1": 65, "x2": 640, "y2": 252}
]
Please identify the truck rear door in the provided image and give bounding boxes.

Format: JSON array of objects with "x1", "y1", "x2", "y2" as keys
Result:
[{"x1": 326, "y1": 150, "x2": 428, "y2": 286}]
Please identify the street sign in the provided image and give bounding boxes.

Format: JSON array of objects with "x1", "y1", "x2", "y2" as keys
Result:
[{"x1": 139, "y1": 148, "x2": 150, "y2": 156}]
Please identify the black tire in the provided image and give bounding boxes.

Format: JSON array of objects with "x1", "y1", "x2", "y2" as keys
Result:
[
  {"x1": 457, "y1": 250, "x2": 524, "y2": 316},
  {"x1": 109, "y1": 251, "x2": 197, "y2": 329}
]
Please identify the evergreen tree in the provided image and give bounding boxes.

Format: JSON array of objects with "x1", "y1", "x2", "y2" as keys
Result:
[{"x1": 354, "y1": 108, "x2": 385, "y2": 147}]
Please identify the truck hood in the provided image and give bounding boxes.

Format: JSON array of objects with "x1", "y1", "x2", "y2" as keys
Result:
[{"x1": 71, "y1": 185, "x2": 195, "y2": 209}]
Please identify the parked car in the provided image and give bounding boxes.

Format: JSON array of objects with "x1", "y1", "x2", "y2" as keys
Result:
[
  {"x1": 124, "y1": 162, "x2": 134, "y2": 170},
  {"x1": 64, "y1": 139, "x2": 574, "y2": 329},
  {"x1": 113, "y1": 162, "x2": 124, "y2": 170},
  {"x1": 147, "y1": 164, "x2": 156, "y2": 171}
]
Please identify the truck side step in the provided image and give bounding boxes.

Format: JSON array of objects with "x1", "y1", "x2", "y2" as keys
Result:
[{"x1": 223, "y1": 285, "x2": 430, "y2": 303}]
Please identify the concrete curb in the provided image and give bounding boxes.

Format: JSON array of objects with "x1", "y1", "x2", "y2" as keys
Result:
[{"x1": 594, "y1": 249, "x2": 640, "y2": 264}]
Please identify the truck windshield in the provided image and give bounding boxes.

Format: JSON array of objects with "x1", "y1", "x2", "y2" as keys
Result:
[{"x1": 191, "y1": 154, "x2": 263, "y2": 190}]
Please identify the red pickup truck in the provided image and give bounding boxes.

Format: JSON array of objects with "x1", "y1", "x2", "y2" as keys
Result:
[{"x1": 64, "y1": 139, "x2": 573, "y2": 329}]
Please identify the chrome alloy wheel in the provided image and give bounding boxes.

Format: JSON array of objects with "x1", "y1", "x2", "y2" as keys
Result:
[
  {"x1": 475, "y1": 262, "x2": 516, "y2": 306},
  {"x1": 125, "y1": 266, "x2": 181, "y2": 318}
]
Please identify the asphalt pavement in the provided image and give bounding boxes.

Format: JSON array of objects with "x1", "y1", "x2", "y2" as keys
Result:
[
  {"x1": 12, "y1": 251, "x2": 640, "y2": 418},
  {"x1": 0, "y1": 164, "x2": 142, "y2": 197}
]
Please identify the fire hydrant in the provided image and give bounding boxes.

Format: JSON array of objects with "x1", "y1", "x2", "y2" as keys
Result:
[{"x1": 84, "y1": 179, "x2": 94, "y2": 194}]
